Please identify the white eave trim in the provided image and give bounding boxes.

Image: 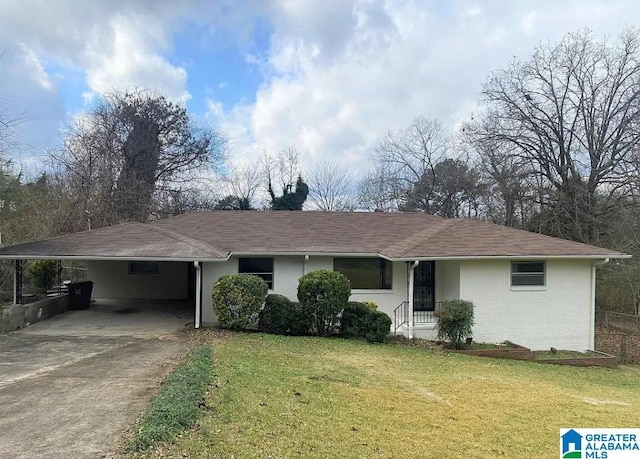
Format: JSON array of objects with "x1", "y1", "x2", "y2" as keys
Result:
[
  {"x1": 0, "y1": 252, "x2": 629, "y2": 262},
  {"x1": 381, "y1": 254, "x2": 631, "y2": 261},
  {"x1": 229, "y1": 251, "x2": 382, "y2": 258},
  {"x1": 0, "y1": 254, "x2": 230, "y2": 262}
]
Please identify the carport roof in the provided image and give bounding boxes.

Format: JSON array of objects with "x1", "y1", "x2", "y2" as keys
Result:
[
  {"x1": 0, "y1": 211, "x2": 627, "y2": 261},
  {"x1": 0, "y1": 222, "x2": 227, "y2": 260}
]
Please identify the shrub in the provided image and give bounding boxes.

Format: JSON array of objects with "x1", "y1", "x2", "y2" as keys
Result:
[
  {"x1": 340, "y1": 302, "x2": 391, "y2": 343},
  {"x1": 297, "y1": 270, "x2": 350, "y2": 336},
  {"x1": 339, "y1": 302, "x2": 370, "y2": 338},
  {"x1": 212, "y1": 274, "x2": 268, "y2": 330},
  {"x1": 435, "y1": 299, "x2": 475, "y2": 349},
  {"x1": 363, "y1": 310, "x2": 393, "y2": 343},
  {"x1": 26, "y1": 259, "x2": 57, "y2": 292},
  {"x1": 258, "y1": 294, "x2": 312, "y2": 335}
]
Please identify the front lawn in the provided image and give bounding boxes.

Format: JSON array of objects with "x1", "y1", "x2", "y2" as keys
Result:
[{"x1": 136, "y1": 332, "x2": 640, "y2": 458}]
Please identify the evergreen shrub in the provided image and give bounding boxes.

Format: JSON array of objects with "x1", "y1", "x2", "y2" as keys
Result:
[
  {"x1": 211, "y1": 274, "x2": 268, "y2": 330},
  {"x1": 435, "y1": 299, "x2": 475, "y2": 349},
  {"x1": 297, "y1": 270, "x2": 350, "y2": 336},
  {"x1": 258, "y1": 294, "x2": 312, "y2": 335}
]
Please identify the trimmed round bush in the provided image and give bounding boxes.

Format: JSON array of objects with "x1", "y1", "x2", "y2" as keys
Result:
[
  {"x1": 339, "y1": 302, "x2": 371, "y2": 338},
  {"x1": 258, "y1": 294, "x2": 312, "y2": 335},
  {"x1": 340, "y1": 302, "x2": 392, "y2": 343},
  {"x1": 297, "y1": 269, "x2": 350, "y2": 336},
  {"x1": 362, "y1": 310, "x2": 392, "y2": 343},
  {"x1": 211, "y1": 274, "x2": 268, "y2": 330},
  {"x1": 435, "y1": 299, "x2": 475, "y2": 349}
]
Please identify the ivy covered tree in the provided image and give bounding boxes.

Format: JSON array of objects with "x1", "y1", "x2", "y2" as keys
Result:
[
  {"x1": 269, "y1": 175, "x2": 309, "y2": 210},
  {"x1": 263, "y1": 147, "x2": 309, "y2": 210},
  {"x1": 53, "y1": 90, "x2": 225, "y2": 227}
]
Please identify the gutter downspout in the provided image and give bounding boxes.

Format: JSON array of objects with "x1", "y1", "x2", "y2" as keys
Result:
[
  {"x1": 590, "y1": 258, "x2": 609, "y2": 349},
  {"x1": 194, "y1": 261, "x2": 202, "y2": 329},
  {"x1": 303, "y1": 255, "x2": 309, "y2": 275},
  {"x1": 408, "y1": 260, "x2": 419, "y2": 339}
]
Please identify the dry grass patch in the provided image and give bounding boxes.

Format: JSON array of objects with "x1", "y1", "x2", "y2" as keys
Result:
[{"x1": 134, "y1": 333, "x2": 640, "y2": 458}]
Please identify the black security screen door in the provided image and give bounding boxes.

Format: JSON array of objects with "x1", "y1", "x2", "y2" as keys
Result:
[{"x1": 413, "y1": 262, "x2": 435, "y2": 311}]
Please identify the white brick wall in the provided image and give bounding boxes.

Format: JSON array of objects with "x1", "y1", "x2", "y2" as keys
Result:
[
  {"x1": 458, "y1": 259, "x2": 593, "y2": 351},
  {"x1": 88, "y1": 260, "x2": 189, "y2": 300}
]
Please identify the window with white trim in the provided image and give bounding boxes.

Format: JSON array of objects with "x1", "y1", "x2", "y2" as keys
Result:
[
  {"x1": 333, "y1": 257, "x2": 393, "y2": 289},
  {"x1": 511, "y1": 261, "x2": 545, "y2": 287},
  {"x1": 239, "y1": 257, "x2": 274, "y2": 289}
]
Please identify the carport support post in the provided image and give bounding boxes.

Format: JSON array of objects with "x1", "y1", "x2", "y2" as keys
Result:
[
  {"x1": 13, "y1": 259, "x2": 23, "y2": 305},
  {"x1": 194, "y1": 261, "x2": 202, "y2": 328}
]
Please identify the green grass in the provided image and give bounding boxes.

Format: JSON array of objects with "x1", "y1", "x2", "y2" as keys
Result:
[
  {"x1": 127, "y1": 345, "x2": 213, "y2": 451},
  {"x1": 135, "y1": 333, "x2": 640, "y2": 458}
]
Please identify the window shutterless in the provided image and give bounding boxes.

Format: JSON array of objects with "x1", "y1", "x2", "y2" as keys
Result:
[
  {"x1": 238, "y1": 257, "x2": 274, "y2": 289},
  {"x1": 333, "y1": 258, "x2": 392, "y2": 289},
  {"x1": 511, "y1": 261, "x2": 545, "y2": 286}
]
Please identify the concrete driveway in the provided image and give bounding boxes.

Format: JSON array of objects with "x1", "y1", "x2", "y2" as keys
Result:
[{"x1": 0, "y1": 300, "x2": 192, "y2": 458}]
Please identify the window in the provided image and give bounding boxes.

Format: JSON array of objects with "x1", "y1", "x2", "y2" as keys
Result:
[
  {"x1": 239, "y1": 257, "x2": 274, "y2": 289},
  {"x1": 333, "y1": 258, "x2": 393, "y2": 290},
  {"x1": 128, "y1": 261, "x2": 159, "y2": 274},
  {"x1": 511, "y1": 261, "x2": 545, "y2": 287}
]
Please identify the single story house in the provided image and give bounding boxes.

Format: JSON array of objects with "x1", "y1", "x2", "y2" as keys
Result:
[{"x1": 0, "y1": 211, "x2": 628, "y2": 350}]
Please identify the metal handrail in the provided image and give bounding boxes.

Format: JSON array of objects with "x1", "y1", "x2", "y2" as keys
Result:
[
  {"x1": 393, "y1": 301, "x2": 409, "y2": 333},
  {"x1": 393, "y1": 301, "x2": 444, "y2": 334}
]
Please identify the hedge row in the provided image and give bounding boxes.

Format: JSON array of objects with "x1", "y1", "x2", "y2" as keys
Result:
[{"x1": 212, "y1": 270, "x2": 392, "y2": 342}]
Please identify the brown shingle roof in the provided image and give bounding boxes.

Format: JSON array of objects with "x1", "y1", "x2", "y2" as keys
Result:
[
  {"x1": 0, "y1": 222, "x2": 226, "y2": 260},
  {"x1": 0, "y1": 211, "x2": 626, "y2": 260}
]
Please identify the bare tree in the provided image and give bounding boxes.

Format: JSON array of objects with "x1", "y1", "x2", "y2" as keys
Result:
[
  {"x1": 307, "y1": 160, "x2": 357, "y2": 211},
  {"x1": 472, "y1": 28, "x2": 640, "y2": 242},
  {"x1": 218, "y1": 161, "x2": 262, "y2": 210},
  {"x1": 0, "y1": 96, "x2": 27, "y2": 160},
  {"x1": 53, "y1": 90, "x2": 225, "y2": 226},
  {"x1": 375, "y1": 117, "x2": 450, "y2": 212},
  {"x1": 463, "y1": 126, "x2": 537, "y2": 227},
  {"x1": 357, "y1": 163, "x2": 402, "y2": 211},
  {"x1": 370, "y1": 117, "x2": 482, "y2": 216}
]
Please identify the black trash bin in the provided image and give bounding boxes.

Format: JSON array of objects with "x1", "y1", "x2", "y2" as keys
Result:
[{"x1": 67, "y1": 281, "x2": 94, "y2": 310}]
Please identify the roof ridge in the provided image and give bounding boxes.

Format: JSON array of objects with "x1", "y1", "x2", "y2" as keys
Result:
[
  {"x1": 383, "y1": 218, "x2": 456, "y2": 258},
  {"x1": 401, "y1": 219, "x2": 458, "y2": 256},
  {"x1": 144, "y1": 223, "x2": 227, "y2": 258}
]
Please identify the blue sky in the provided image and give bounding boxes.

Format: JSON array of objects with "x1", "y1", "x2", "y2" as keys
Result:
[{"x1": 1, "y1": 0, "x2": 639, "y2": 175}]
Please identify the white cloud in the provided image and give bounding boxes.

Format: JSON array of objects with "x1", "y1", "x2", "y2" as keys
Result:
[
  {"x1": 2, "y1": 0, "x2": 639, "y2": 177},
  {"x1": 0, "y1": 1, "x2": 195, "y2": 106},
  {"x1": 84, "y1": 15, "x2": 190, "y2": 102},
  {"x1": 207, "y1": 0, "x2": 640, "y2": 175},
  {"x1": 19, "y1": 45, "x2": 54, "y2": 90}
]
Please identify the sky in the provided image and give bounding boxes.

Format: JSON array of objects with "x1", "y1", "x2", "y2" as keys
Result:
[{"x1": 1, "y1": 0, "x2": 639, "y2": 176}]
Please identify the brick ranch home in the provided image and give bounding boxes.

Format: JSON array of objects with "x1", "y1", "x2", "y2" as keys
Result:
[{"x1": 0, "y1": 211, "x2": 628, "y2": 350}]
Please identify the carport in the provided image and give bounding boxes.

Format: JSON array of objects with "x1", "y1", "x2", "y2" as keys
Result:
[{"x1": 0, "y1": 222, "x2": 230, "y2": 330}]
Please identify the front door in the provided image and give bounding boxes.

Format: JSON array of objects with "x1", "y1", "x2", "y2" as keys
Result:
[{"x1": 413, "y1": 261, "x2": 435, "y2": 311}]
